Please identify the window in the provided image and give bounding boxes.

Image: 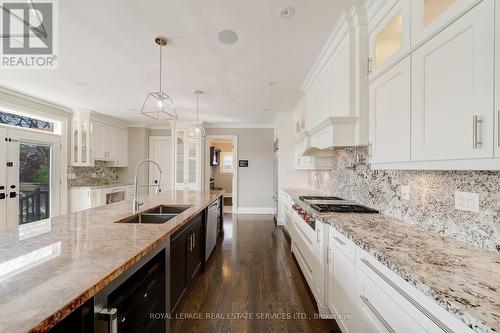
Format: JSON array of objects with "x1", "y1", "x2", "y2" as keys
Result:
[
  {"x1": 0, "y1": 110, "x2": 55, "y2": 132},
  {"x1": 220, "y1": 152, "x2": 233, "y2": 173}
]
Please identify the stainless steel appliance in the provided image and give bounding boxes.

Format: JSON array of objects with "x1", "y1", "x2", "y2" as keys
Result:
[
  {"x1": 206, "y1": 200, "x2": 219, "y2": 261},
  {"x1": 272, "y1": 139, "x2": 279, "y2": 220},
  {"x1": 106, "y1": 191, "x2": 126, "y2": 205},
  {"x1": 299, "y1": 195, "x2": 379, "y2": 214}
]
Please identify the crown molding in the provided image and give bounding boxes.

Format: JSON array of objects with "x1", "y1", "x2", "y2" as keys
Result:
[
  {"x1": 0, "y1": 85, "x2": 71, "y2": 114},
  {"x1": 204, "y1": 123, "x2": 275, "y2": 129}
]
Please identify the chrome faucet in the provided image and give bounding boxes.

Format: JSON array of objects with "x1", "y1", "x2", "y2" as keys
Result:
[{"x1": 133, "y1": 159, "x2": 162, "y2": 212}]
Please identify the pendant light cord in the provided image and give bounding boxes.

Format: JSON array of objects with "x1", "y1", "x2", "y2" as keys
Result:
[
  {"x1": 196, "y1": 92, "x2": 199, "y2": 124},
  {"x1": 159, "y1": 44, "x2": 162, "y2": 95}
]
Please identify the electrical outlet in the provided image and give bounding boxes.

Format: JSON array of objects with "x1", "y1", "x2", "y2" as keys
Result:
[
  {"x1": 400, "y1": 185, "x2": 410, "y2": 201},
  {"x1": 455, "y1": 191, "x2": 479, "y2": 213}
]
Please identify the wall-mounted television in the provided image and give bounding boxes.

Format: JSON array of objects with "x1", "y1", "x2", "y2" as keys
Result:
[{"x1": 210, "y1": 147, "x2": 221, "y2": 166}]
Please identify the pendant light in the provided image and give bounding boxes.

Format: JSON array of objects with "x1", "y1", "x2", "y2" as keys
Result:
[
  {"x1": 188, "y1": 90, "x2": 206, "y2": 139},
  {"x1": 140, "y1": 36, "x2": 178, "y2": 121}
]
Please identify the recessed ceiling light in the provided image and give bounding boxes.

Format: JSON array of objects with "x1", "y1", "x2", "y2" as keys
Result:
[
  {"x1": 279, "y1": 6, "x2": 295, "y2": 18},
  {"x1": 76, "y1": 82, "x2": 87, "y2": 87},
  {"x1": 268, "y1": 81, "x2": 278, "y2": 86},
  {"x1": 217, "y1": 30, "x2": 238, "y2": 45}
]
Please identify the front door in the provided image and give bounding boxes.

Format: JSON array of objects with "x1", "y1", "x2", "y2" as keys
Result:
[{"x1": 0, "y1": 126, "x2": 61, "y2": 230}]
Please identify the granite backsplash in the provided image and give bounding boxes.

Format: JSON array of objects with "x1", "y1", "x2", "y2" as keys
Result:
[
  {"x1": 307, "y1": 147, "x2": 500, "y2": 252},
  {"x1": 68, "y1": 161, "x2": 119, "y2": 187}
]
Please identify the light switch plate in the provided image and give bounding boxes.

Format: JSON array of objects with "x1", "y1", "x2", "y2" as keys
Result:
[
  {"x1": 401, "y1": 185, "x2": 410, "y2": 201},
  {"x1": 455, "y1": 191, "x2": 479, "y2": 213}
]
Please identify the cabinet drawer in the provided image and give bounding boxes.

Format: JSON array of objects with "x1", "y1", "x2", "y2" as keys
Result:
[
  {"x1": 357, "y1": 269, "x2": 429, "y2": 333},
  {"x1": 292, "y1": 242, "x2": 314, "y2": 286},
  {"x1": 357, "y1": 250, "x2": 475, "y2": 333},
  {"x1": 330, "y1": 226, "x2": 356, "y2": 262},
  {"x1": 292, "y1": 213, "x2": 316, "y2": 248}
]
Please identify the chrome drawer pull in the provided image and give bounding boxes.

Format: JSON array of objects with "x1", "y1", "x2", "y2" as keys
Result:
[
  {"x1": 360, "y1": 295, "x2": 395, "y2": 333},
  {"x1": 333, "y1": 236, "x2": 346, "y2": 246},
  {"x1": 360, "y1": 258, "x2": 454, "y2": 333},
  {"x1": 472, "y1": 115, "x2": 483, "y2": 149}
]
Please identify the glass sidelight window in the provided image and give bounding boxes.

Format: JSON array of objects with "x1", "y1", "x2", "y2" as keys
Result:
[
  {"x1": 19, "y1": 143, "x2": 51, "y2": 224},
  {"x1": 0, "y1": 126, "x2": 61, "y2": 231}
]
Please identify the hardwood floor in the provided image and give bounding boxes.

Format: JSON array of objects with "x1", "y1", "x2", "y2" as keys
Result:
[{"x1": 171, "y1": 214, "x2": 340, "y2": 333}]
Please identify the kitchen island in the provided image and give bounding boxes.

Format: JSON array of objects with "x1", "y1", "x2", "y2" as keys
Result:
[{"x1": 0, "y1": 190, "x2": 223, "y2": 333}]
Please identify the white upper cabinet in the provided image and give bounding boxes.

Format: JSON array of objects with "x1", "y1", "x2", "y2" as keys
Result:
[
  {"x1": 175, "y1": 129, "x2": 201, "y2": 190},
  {"x1": 113, "y1": 128, "x2": 128, "y2": 167},
  {"x1": 71, "y1": 110, "x2": 92, "y2": 166},
  {"x1": 496, "y1": 0, "x2": 500, "y2": 158},
  {"x1": 298, "y1": 9, "x2": 367, "y2": 153},
  {"x1": 369, "y1": 57, "x2": 411, "y2": 164},
  {"x1": 411, "y1": 0, "x2": 494, "y2": 161},
  {"x1": 368, "y1": 0, "x2": 411, "y2": 79},
  {"x1": 91, "y1": 121, "x2": 106, "y2": 160},
  {"x1": 411, "y1": 0, "x2": 482, "y2": 47}
]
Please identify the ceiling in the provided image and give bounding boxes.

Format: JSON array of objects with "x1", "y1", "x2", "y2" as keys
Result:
[{"x1": 0, "y1": 0, "x2": 355, "y2": 126}]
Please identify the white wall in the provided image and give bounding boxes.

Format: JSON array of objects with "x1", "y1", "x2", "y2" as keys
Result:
[
  {"x1": 205, "y1": 127, "x2": 274, "y2": 213},
  {"x1": 274, "y1": 112, "x2": 308, "y2": 189},
  {"x1": 118, "y1": 127, "x2": 149, "y2": 195}
]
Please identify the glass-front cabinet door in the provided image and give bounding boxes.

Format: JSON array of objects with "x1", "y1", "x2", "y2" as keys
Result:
[
  {"x1": 71, "y1": 110, "x2": 93, "y2": 166},
  {"x1": 175, "y1": 129, "x2": 201, "y2": 190},
  {"x1": 411, "y1": 0, "x2": 481, "y2": 47},
  {"x1": 368, "y1": 0, "x2": 410, "y2": 79}
]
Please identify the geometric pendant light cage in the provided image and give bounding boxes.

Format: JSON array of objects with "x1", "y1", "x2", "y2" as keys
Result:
[
  {"x1": 140, "y1": 36, "x2": 178, "y2": 121},
  {"x1": 187, "y1": 90, "x2": 206, "y2": 139}
]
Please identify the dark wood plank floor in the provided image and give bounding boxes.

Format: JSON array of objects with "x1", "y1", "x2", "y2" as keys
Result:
[{"x1": 171, "y1": 214, "x2": 340, "y2": 333}]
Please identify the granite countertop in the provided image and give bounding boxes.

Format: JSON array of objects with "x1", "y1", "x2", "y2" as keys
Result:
[
  {"x1": 0, "y1": 190, "x2": 223, "y2": 333},
  {"x1": 69, "y1": 182, "x2": 133, "y2": 189},
  {"x1": 282, "y1": 187, "x2": 500, "y2": 333}
]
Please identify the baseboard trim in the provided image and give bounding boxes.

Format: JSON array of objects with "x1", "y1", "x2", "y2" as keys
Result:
[{"x1": 236, "y1": 207, "x2": 274, "y2": 214}]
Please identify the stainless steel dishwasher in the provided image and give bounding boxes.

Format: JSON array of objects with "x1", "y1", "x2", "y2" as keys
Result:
[{"x1": 205, "y1": 201, "x2": 219, "y2": 262}]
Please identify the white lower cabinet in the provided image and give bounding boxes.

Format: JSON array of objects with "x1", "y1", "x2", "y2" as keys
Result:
[
  {"x1": 288, "y1": 222, "x2": 478, "y2": 333},
  {"x1": 327, "y1": 228, "x2": 356, "y2": 333}
]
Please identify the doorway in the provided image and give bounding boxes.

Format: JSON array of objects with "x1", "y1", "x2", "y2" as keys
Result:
[
  {"x1": 0, "y1": 126, "x2": 61, "y2": 231},
  {"x1": 149, "y1": 135, "x2": 172, "y2": 193},
  {"x1": 205, "y1": 135, "x2": 237, "y2": 213}
]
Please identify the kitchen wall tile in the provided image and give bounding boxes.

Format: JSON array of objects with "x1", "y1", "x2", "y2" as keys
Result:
[{"x1": 308, "y1": 147, "x2": 500, "y2": 251}]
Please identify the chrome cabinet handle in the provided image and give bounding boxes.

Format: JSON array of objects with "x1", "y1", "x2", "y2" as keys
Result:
[
  {"x1": 326, "y1": 247, "x2": 331, "y2": 263},
  {"x1": 360, "y1": 258, "x2": 454, "y2": 333},
  {"x1": 333, "y1": 236, "x2": 345, "y2": 246},
  {"x1": 360, "y1": 295, "x2": 395, "y2": 333},
  {"x1": 97, "y1": 308, "x2": 118, "y2": 333},
  {"x1": 192, "y1": 233, "x2": 195, "y2": 249},
  {"x1": 497, "y1": 109, "x2": 500, "y2": 148},
  {"x1": 473, "y1": 115, "x2": 483, "y2": 149}
]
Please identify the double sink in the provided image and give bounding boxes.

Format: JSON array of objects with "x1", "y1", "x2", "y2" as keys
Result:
[{"x1": 118, "y1": 205, "x2": 191, "y2": 224}]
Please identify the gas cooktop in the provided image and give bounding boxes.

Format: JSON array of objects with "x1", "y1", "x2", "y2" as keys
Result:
[
  {"x1": 299, "y1": 195, "x2": 344, "y2": 201},
  {"x1": 310, "y1": 203, "x2": 379, "y2": 214}
]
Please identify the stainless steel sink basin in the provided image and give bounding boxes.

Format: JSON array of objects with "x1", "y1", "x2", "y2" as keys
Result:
[
  {"x1": 146, "y1": 205, "x2": 191, "y2": 215},
  {"x1": 121, "y1": 213, "x2": 176, "y2": 224},
  {"x1": 117, "y1": 205, "x2": 192, "y2": 224}
]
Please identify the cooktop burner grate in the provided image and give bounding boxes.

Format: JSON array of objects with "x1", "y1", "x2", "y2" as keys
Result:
[
  {"x1": 310, "y1": 203, "x2": 379, "y2": 214},
  {"x1": 300, "y1": 195, "x2": 344, "y2": 201}
]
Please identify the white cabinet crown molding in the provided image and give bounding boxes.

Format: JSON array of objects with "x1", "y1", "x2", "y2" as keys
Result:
[{"x1": 301, "y1": 11, "x2": 354, "y2": 93}]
